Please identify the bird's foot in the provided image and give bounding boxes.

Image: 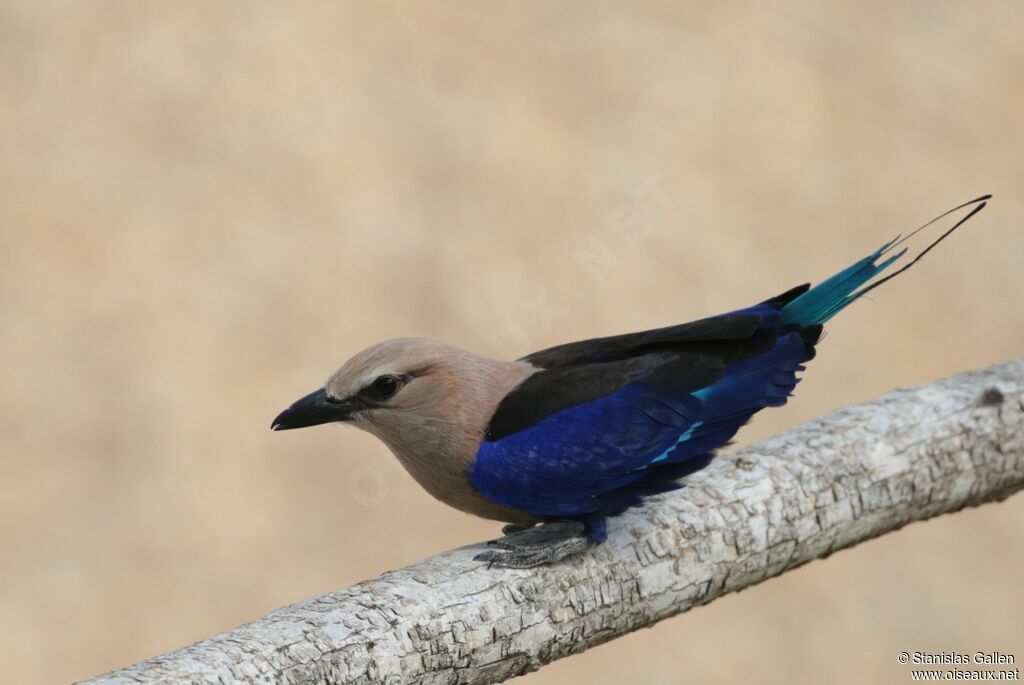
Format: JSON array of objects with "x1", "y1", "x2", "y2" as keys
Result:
[
  {"x1": 475, "y1": 520, "x2": 589, "y2": 568},
  {"x1": 488, "y1": 520, "x2": 583, "y2": 549}
]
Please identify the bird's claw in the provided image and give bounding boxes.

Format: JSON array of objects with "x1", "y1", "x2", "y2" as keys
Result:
[
  {"x1": 474, "y1": 537, "x2": 589, "y2": 568},
  {"x1": 476, "y1": 521, "x2": 589, "y2": 568}
]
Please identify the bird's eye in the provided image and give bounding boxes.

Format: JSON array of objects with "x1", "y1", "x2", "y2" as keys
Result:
[{"x1": 369, "y1": 375, "x2": 400, "y2": 400}]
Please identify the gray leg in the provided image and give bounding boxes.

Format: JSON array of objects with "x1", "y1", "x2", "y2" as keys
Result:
[{"x1": 475, "y1": 520, "x2": 590, "y2": 568}]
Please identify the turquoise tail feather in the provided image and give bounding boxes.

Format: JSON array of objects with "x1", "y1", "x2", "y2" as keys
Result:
[
  {"x1": 780, "y1": 240, "x2": 906, "y2": 327},
  {"x1": 780, "y1": 196, "x2": 991, "y2": 328}
]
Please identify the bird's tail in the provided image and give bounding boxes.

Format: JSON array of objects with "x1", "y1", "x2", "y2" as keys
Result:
[{"x1": 779, "y1": 195, "x2": 991, "y2": 328}]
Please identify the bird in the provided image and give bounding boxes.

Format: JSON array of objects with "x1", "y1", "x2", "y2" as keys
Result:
[{"x1": 272, "y1": 196, "x2": 990, "y2": 568}]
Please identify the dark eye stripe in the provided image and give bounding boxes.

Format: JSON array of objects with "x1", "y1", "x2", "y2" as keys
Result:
[
  {"x1": 360, "y1": 373, "x2": 414, "y2": 403},
  {"x1": 371, "y1": 375, "x2": 399, "y2": 398},
  {"x1": 332, "y1": 373, "x2": 415, "y2": 411}
]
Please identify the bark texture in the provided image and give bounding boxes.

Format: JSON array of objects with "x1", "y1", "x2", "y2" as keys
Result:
[{"x1": 81, "y1": 358, "x2": 1024, "y2": 685}]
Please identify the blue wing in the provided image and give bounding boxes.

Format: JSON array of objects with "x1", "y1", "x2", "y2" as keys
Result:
[{"x1": 471, "y1": 325, "x2": 815, "y2": 520}]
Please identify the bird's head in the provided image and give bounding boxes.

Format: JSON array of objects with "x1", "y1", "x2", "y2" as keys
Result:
[{"x1": 270, "y1": 337, "x2": 504, "y2": 446}]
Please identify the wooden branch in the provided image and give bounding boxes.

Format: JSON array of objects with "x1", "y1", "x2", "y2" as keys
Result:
[{"x1": 80, "y1": 358, "x2": 1024, "y2": 685}]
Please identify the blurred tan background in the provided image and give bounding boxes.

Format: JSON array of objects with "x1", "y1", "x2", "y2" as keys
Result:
[{"x1": 2, "y1": 2, "x2": 1023, "y2": 683}]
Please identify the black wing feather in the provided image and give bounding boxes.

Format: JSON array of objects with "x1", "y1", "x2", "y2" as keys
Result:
[
  {"x1": 486, "y1": 349, "x2": 731, "y2": 441},
  {"x1": 519, "y1": 312, "x2": 764, "y2": 369},
  {"x1": 490, "y1": 284, "x2": 818, "y2": 441},
  {"x1": 521, "y1": 283, "x2": 810, "y2": 370}
]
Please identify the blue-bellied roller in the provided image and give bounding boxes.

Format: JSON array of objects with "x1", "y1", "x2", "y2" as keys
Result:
[{"x1": 272, "y1": 196, "x2": 990, "y2": 567}]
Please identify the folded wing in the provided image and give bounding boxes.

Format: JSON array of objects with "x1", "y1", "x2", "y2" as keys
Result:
[{"x1": 472, "y1": 290, "x2": 820, "y2": 518}]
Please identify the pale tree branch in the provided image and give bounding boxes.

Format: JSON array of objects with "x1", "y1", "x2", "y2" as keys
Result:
[{"x1": 80, "y1": 358, "x2": 1024, "y2": 685}]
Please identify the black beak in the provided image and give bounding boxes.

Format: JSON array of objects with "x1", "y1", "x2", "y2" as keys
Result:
[{"x1": 271, "y1": 388, "x2": 353, "y2": 431}]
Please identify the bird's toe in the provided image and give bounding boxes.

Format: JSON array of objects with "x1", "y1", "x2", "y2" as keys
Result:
[{"x1": 475, "y1": 530, "x2": 590, "y2": 568}]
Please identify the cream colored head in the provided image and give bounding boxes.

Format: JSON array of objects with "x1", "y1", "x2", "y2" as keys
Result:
[
  {"x1": 272, "y1": 337, "x2": 538, "y2": 522},
  {"x1": 272, "y1": 337, "x2": 533, "y2": 453},
  {"x1": 324, "y1": 337, "x2": 471, "y2": 428}
]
